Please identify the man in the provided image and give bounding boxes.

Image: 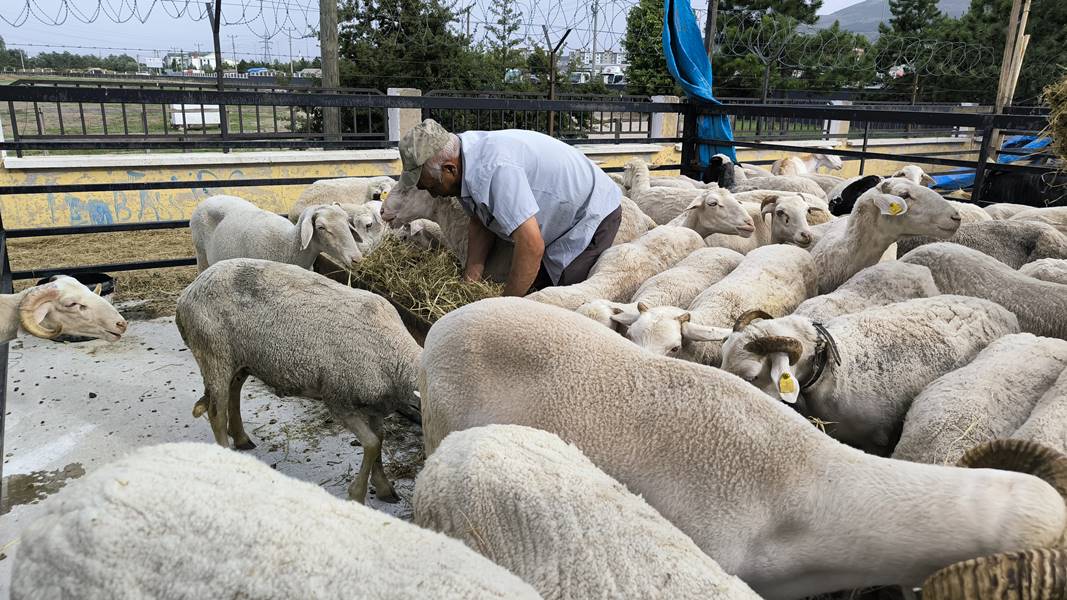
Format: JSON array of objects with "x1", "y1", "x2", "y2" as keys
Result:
[{"x1": 397, "y1": 119, "x2": 622, "y2": 296}]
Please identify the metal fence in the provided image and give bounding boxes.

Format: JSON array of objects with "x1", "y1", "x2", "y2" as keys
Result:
[{"x1": 0, "y1": 84, "x2": 1056, "y2": 488}]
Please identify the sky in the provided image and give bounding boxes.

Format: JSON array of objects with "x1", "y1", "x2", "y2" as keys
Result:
[{"x1": 0, "y1": 0, "x2": 867, "y2": 63}]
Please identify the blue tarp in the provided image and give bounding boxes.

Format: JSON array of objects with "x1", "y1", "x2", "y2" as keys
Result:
[
  {"x1": 661, "y1": 0, "x2": 736, "y2": 164},
  {"x1": 931, "y1": 135, "x2": 1052, "y2": 191}
]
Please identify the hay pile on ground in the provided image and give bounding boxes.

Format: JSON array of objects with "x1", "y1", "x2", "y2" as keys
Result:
[
  {"x1": 1044, "y1": 75, "x2": 1067, "y2": 164},
  {"x1": 340, "y1": 236, "x2": 502, "y2": 324}
]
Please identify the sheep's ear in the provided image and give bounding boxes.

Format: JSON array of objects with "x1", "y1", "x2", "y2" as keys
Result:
[
  {"x1": 347, "y1": 222, "x2": 365, "y2": 243},
  {"x1": 760, "y1": 196, "x2": 778, "y2": 217},
  {"x1": 703, "y1": 192, "x2": 720, "y2": 208},
  {"x1": 637, "y1": 301, "x2": 650, "y2": 313},
  {"x1": 831, "y1": 175, "x2": 881, "y2": 216},
  {"x1": 681, "y1": 322, "x2": 731, "y2": 343},
  {"x1": 610, "y1": 309, "x2": 640, "y2": 326},
  {"x1": 920, "y1": 173, "x2": 936, "y2": 186},
  {"x1": 874, "y1": 194, "x2": 909, "y2": 216},
  {"x1": 299, "y1": 210, "x2": 316, "y2": 250},
  {"x1": 769, "y1": 352, "x2": 800, "y2": 403}
]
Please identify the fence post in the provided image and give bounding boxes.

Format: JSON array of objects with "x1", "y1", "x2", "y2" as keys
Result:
[
  {"x1": 680, "y1": 101, "x2": 699, "y2": 180},
  {"x1": 827, "y1": 100, "x2": 851, "y2": 143},
  {"x1": 971, "y1": 123, "x2": 996, "y2": 205},
  {"x1": 650, "y1": 95, "x2": 680, "y2": 141},
  {"x1": 387, "y1": 88, "x2": 423, "y2": 142},
  {"x1": 958, "y1": 102, "x2": 978, "y2": 139},
  {"x1": 0, "y1": 210, "x2": 11, "y2": 501}
]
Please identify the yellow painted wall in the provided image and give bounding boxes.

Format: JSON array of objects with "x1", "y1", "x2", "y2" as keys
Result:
[{"x1": 0, "y1": 137, "x2": 977, "y2": 229}]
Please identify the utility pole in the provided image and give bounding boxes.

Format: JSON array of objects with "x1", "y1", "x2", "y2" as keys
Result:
[
  {"x1": 703, "y1": 0, "x2": 719, "y2": 61},
  {"x1": 229, "y1": 34, "x2": 238, "y2": 65},
  {"x1": 319, "y1": 0, "x2": 341, "y2": 142},
  {"x1": 590, "y1": 0, "x2": 598, "y2": 83},
  {"x1": 288, "y1": 30, "x2": 294, "y2": 76},
  {"x1": 542, "y1": 26, "x2": 573, "y2": 137},
  {"x1": 205, "y1": 1, "x2": 229, "y2": 152}
]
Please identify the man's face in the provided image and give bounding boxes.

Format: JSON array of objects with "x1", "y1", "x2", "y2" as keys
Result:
[{"x1": 416, "y1": 159, "x2": 462, "y2": 198}]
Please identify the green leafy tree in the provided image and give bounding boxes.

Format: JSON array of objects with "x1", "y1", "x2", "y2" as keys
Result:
[
  {"x1": 484, "y1": 0, "x2": 523, "y2": 79},
  {"x1": 716, "y1": 0, "x2": 822, "y2": 25},
  {"x1": 622, "y1": 0, "x2": 678, "y2": 95},
  {"x1": 880, "y1": 0, "x2": 942, "y2": 34}
]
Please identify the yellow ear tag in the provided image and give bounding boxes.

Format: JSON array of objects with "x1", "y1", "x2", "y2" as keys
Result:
[
  {"x1": 381, "y1": 190, "x2": 390, "y2": 200},
  {"x1": 888, "y1": 201, "x2": 903, "y2": 216},
  {"x1": 778, "y1": 373, "x2": 797, "y2": 394}
]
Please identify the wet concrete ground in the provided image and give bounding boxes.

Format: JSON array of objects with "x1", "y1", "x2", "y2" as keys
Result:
[{"x1": 0, "y1": 317, "x2": 424, "y2": 597}]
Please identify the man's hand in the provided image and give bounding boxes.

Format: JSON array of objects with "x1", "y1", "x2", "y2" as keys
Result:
[
  {"x1": 463, "y1": 217, "x2": 494, "y2": 282},
  {"x1": 502, "y1": 216, "x2": 544, "y2": 296}
]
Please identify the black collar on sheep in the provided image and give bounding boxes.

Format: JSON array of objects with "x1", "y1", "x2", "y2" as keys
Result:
[{"x1": 800, "y1": 322, "x2": 842, "y2": 391}]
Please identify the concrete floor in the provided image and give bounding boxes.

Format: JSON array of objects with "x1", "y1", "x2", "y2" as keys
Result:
[{"x1": 0, "y1": 317, "x2": 424, "y2": 597}]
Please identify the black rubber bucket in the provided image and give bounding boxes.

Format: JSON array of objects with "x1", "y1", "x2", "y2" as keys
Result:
[{"x1": 33, "y1": 272, "x2": 117, "y2": 343}]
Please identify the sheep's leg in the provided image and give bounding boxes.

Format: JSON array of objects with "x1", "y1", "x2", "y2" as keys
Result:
[
  {"x1": 368, "y1": 415, "x2": 398, "y2": 503},
  {"x1": 227, "y1": 370, "x2": 255, "y2": 450},
  {"x1": 342, "y1": 413, "x2": 378, "y2": 504},
  {"x1": 203, "y1": 375, "x2": 231, "y2": 448}
]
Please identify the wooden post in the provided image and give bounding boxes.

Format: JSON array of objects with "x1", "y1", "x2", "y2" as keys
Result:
[
  {"x1": 703, "y1": 0, "x2": 720, "y2": 61},
  {"x1": 319, "y1": 0, "x2": 341, "y2": 142},
  {"x1": 542, "y1": 26, "x2": 572, "y2": 138},
  {"x1": 989, "y1": 0, "x2": 1031, "y2": 157}
]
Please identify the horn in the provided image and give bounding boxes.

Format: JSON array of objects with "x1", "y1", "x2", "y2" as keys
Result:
[
  {"x1": 921, "y1": 548, "x2": 1067, "y2": 600},
  {"x1": 18, "y1": 284, "x2": 63, "y2": 339},
  {"x1": 637, "y1": 301, "x2": 650, "y2": 313},
  {"x1": 957, "y1": 439, "x2": 1067, "y2": 504},
  {"x1": 676, "y1": 312, "x2": 690, "y2": 324},
  {"x1": 744, "y1": 336, "x2": 802, "y2": 365},
  {"x1": 93, "y1": 283, "x2": 102, "y2": 295},
  {"x1": 733, "y1": 309, "x2": 773, "y2": 332}
]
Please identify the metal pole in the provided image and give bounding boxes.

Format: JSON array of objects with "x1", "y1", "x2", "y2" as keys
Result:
[
  {"x1": 542, "y1": 27, "x2": 572, "y2": 137},
  {"x1": 859, "y1": 121, "x2": 870, "y2": 175},
  {"x1": 971, "y1": 123, "x2": 996, "y2": 205},
  {"x1": 0, "y1": 210, "x2": 13, "y2": 505},
  {"x1": 591, "y1": 0, "x2": 599, "y2": 83},
  {"x1": 703, "y1": 0, "x2": 719, "y2": 61},
  {"x1": 289, "y1": 31, "x2": 294, "y2": 77},
  {"x1": 206, "y1": 2, "x2": 229, "y2": 153},
  {"x1": 756, "y1": 61, "x2": 771, "y2": 137}
]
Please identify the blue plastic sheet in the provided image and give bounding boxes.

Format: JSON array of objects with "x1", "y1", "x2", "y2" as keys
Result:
[
  {"x1": 931, "y1": 135, "x2": 1051, "y2": 191},
  {"x1": 661, "y1": 0, "x2": 737, "y2": 164}
]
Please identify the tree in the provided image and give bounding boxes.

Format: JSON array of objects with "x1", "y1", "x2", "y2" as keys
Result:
[
  {"x1": 484, "y1": 0, "x2": 523, "y2": 79},
  {"x1": 622, "y1": 0, "x2": 678, "y2": 96},
  {"x1": 882, "y1": 0, "x2": 942, "y2": 34},
  {"x1": 716, "y1": 0, "x2": 822, "y2": 25}
]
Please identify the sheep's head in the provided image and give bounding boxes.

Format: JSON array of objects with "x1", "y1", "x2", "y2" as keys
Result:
[
  {"x1": 891, "y1": 165, "x2": 936, "y2": 187},
  {"x1": 761, "y1": 193, "x2": 815, "y2": 248},
  {"x1": 369, "y1": 179, "x2": 396, "y2": 202},
  {"x1": 721, "y1": 313, "x2": 818, "y2": 404},
  {"x1": 299, "y1": 203, "x2": 364, "y2": 267},
  {"x1": 19, "y1": 276, "x2": 127, "y2": 342},
  {"x1": 621, "y1": 158, "x2": 648, "y2": 188},
  {"x1": 687, "y1": 187, "x2": 755, "y2": 237},
  {"x1": 576, "y1": 299, "x2": 635, "y2": 334},
  {"x1": 701, "y1": 154, "x2": 735, "y2": 188},
  {"x1": 813, "y1": 153, "x2": 844, "y2": 172},
  {"x1": 773, "y1": 156, "x2": 806, "y2": 177},
  {"x1": 872, "y1": 178, "x2": 961, "y2": 238},
  {"x1": 613, "y1": 303, "x2": 731, "y2": 356},
  {"x1": 380, "y1": 185, "x2": 438, "y2": 228}
]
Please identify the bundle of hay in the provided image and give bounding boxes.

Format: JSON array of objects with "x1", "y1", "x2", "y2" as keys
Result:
[
  {"x1": 1044, "y1": 74, "x2": 1067, "y2": 164},
  {"x1": 319, "y1": 237, "x2": 501, "y2": 328}
]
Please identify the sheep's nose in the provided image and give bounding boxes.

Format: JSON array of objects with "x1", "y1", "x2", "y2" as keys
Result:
[
  {"x1": 115, "y1": 320, "x2": 128, "y2": 332},
  {"x1": 799, "y1": 232, "x2": 812, "y2": 244}
]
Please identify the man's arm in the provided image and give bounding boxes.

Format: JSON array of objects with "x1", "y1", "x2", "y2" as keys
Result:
[
  {"x1": 502, "y1": 216, "x2": 544, "y2": 297},
  {"x1": 463, "y1": 216, "x2": 495, "y2": 282}
]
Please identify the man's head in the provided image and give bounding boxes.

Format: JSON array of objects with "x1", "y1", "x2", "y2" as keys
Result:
[{"x1": 398, "y1": 119, "x2": 462, "y2": 198}]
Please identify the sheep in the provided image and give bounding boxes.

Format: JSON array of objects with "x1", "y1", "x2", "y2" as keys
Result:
[
  {"x1": 1020, "y1": 258, "x2": 1067, "y2": 284},
  {"x1": 613, "y1": 244, "x2": 817, "y2": 364},
  {"x1": 525, "y1": 226, "x2": 705, "y2": 312},
  {"x1": 812, "y1": 175, "x2": 961, "y2": 293},
  {"x1": 704, "y1": 192, "x2": 819, "y2": 254},
  {"x1": 623, "y1": 158, "x2": 708, "y2": 224},
  {"x1": 414, "y1": 425, "x2": 761, "y2": 600},
  {"x1": 12, "y1": 442, "x2": 541, "y2": 600},
  {"x1": 419, "y1": 297, "x2": 1067, "y2": 599},
  {"x1": 984, "y1": 202, "x2": 1033, "y2": 220},
  {"x1": 291, "y1": 175, "x2": 395, "y2": 213},
  {"x1": 650, "y1": 175, "x2": 700, "y2": 189},
  {"x1": 792, "y1": 261, "x2": 940, "y2": 322},
  {"x1": 892, "y1": 333, "x2": 1067, "y2": 465},
  {"x1": 720, "y1": 295, "x2": 1019, "y2": 455},
  {"x1": 800, "y1": 173, "x2": 846, "y2": 195},
  {"x1": 739, "y1": 163, "x2": 773, "y2": 178},
  {"x1": 891, "y1": 165, "x2": 936, "y2": 186},
  {"x1": 1012, "y1": 369, "x2": 1067, "y2": 454},
  {"x1": 395, "y1": 218, "x2": 446, "y2": 252},
  {"x1": 175, "y1": 259, "x2": 421, "y2": 503},
  {"x1": 664, "y1": 186, "x2": 756, "y2": 238},
  {"x1": 286, "y1": 200, "x2": 386, "y2": 256},
  {"x1": 191, "y1": 195, "x2": 363, "y2": 273},
  {"x1": 895, "y1": 220, "x2": 1067, "y2": 268},
  {"x1": 901, "y1": 242, "x2": 1067, "y2": 339},
  {"x1": 613, "y1": 195, "x2": 658, "y2": 246},
  {"x1": 575, "y1": 247, "x2": 744, "y2": 331},
  {"x1": 1011, "y1": 206, "x2": 1067, "y2": 235},
  {"x1": 0, "y1": 275, "x2": 127, "y2": 343},
  {"x1": 771, "y1": 152, "x2": 843, "y2": 176},
  {"x1": 947, "y1": 200, "x2": 993, "y2": 224},
  {"x1": 730, "y1": 175, "x2": 827, "y2": 199}
]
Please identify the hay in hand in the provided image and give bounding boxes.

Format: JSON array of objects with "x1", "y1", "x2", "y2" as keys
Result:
[
  {"x1": 1044, "y1": 74, "x2": 1067, "y2": 164},
  {"x1": 331, "y1": 236, "x2": 502, "y2": 324}
]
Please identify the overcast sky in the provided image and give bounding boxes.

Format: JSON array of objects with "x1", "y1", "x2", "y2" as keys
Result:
[{"x1": 0, "y1": 0, "x2": 866, "y2": 62}]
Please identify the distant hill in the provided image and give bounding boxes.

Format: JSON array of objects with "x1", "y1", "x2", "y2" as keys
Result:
[{"x1": 815, "y1": 0, "x2": 971, "y2": 38}]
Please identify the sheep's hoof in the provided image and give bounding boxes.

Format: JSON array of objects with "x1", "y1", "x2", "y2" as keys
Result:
[
  {"x1": 373, "y1": 488, "x2": 400, "y2": 504},
  {"x1": 234, "y1": 438, "x2": 256, "y2": 451}
]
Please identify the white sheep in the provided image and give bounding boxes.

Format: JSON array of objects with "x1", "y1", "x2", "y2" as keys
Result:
[
  {"x1": 1011, "y1": 206, "x2": 1067, "y2": 235},
  {"x1": 613, "y1": 196, "x2": 658, "y2": 246},
  {"x1": 525, "y1": 226, "x2": 705, "y2": 311},
  {"x1": 414, "y1": 425, "x2": 761, "y2": 600},
  {"x1": 395, "y1": 218, "x2": 446, "y2": 252},
  {"x1": 812, "y1": 175, "x2": 961, "y2": 293},
  {"x1": 945, "y1": 200, "x2": 992, "y2": 224},
  {"x1": 895, "y1": 220, "x2": 1067, "y2": 268},
  {"x1": 892, "y1": 333, "x2": 1067, "y2": 465},
  {"x1": 175, "y1": 259, "x2": 422, "y2": 503},
  {"x1": 704, "y1": 192, "x2": 820, "y2": 254},
  {"x1": 720, "y1": 295, "x2": 1019, "y2": 455},
  {"x1": 891, "y1": 165, "x2": 937, "y2": 186},
  {"x1": 1012, "y1": 369, "x2": 1067, "y2": 454},
  {"x1": 291, "y1": 175, "x2": 395, "y2": 213},
  {"x1": 664, "y1": 187, "x2": 756, "y2": 238},
  {"x1": 730, "y1": 175, "x2": 827, "y2": 199},
  {"x1": 792, "y1": 261, "x2": 940, "y2": 322},
  {"x1": 771, "y1": 152, "x2": 843, "y2": 176},
  {"x1": 739, "y1": 163, "x2": 774, "y2": 178},
  {"x1": 984, "y1": 202, "x2": 1034, "y2": 220},
  {"x1": 419, "y1": 297, "x2": 1067, "y2": 599},
  {"x1": 623, "y1": 158, "x2": 707, "y2": 224},
  {"x1": 575, "y1": 247, "x2": 744, "y2": 331},
  {"x1": 800, "y1": 173, "x2": 846, "y2": 195},
  {"x1": 12, "y1": 442, "x2": 541, "y2": 600},
  {"x1": 0, "y1": 276, "x2": 127, "y2": 343},
  {"x1": 1020, "y1": 258, "x2": 1067, "y2": 284},
  {"x1": 901, "y1": 242, "x2": 1067, "y2": 339},
  {"x1": 191, "y1": 195, "x2": 363, "y2": 272},
  {"x1": 614, "y1": 244, "x2": 817, "y2": 363}
]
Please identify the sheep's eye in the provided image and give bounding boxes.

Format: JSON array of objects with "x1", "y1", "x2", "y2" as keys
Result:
[
  {"x1": 670, "y1": 346, "x2": 680, "y2": 353},
  {"x1": 900, "y1": 192, "x2": 910, "y2": 199}
]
